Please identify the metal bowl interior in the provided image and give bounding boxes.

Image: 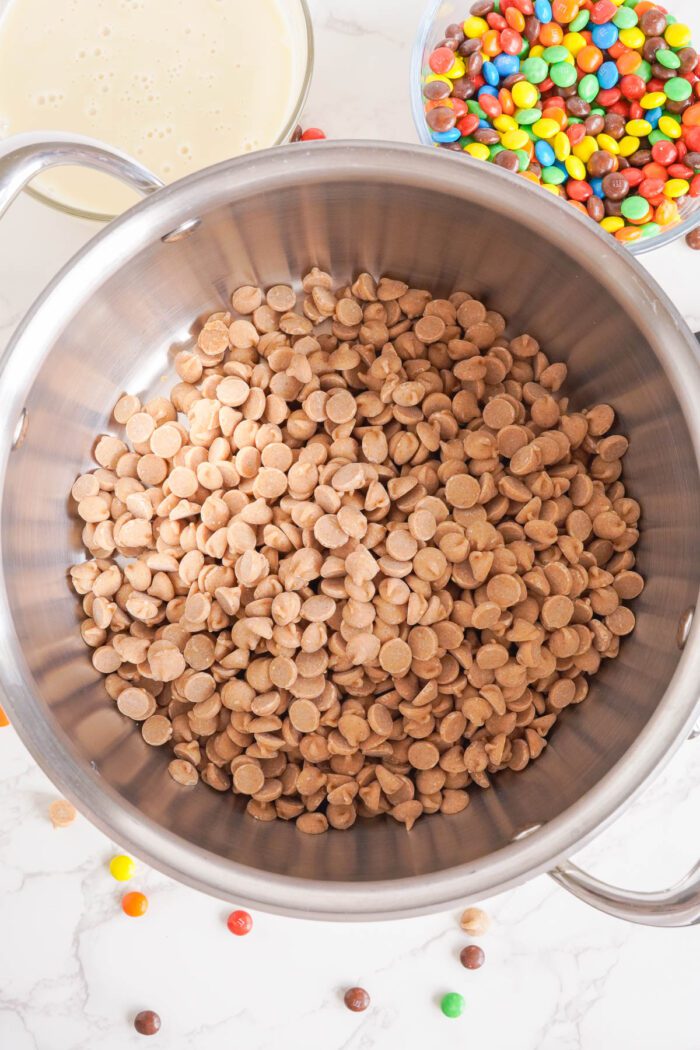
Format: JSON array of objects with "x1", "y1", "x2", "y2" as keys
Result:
[
  {"x1": 1, "y1": 142, "x2": 700, "y2": 920},
  {"x1": 409, "y1": 0, "x2": 700, "y2": 256},
  {"x1": 0, "y1": 0, "x2": 314, "y2": 223}
]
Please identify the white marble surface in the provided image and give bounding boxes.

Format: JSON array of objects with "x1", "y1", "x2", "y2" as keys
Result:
[{"x1": 1, "y1": 1, "x2": 699, "y2": 1048}]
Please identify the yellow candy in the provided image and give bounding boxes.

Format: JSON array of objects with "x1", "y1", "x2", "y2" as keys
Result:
[
  {"x1": 640, "y1": 91, "x2": 667, "y2": 109},
  {"x1": 529, "y1": 44, "x2": 545, "y2": 58},
  {"x1": 501, "y1": 129, "x2": 529, "y2": 151},
  {"x1": 109, "y1": 854, "x2": 135, "y2": 882},
  {"x1": 445, "y1": 57, "x2": 466, "y2": 79},
  {"x1": 626, "y1": 119, "x2": 652, "y2": 137},
  {"x1": 465, "y1": 143, "x2": 491, "y2": 161},
  {"x1": 665, "y1": 23, "x2": 691, "y2": 49},
  {"x1": 563, "y1": 32, "x2": 587, "y2": 57},
  {"x1": 597, "y1": 133, "x2": 620, "y2": 155},
  {"x1": 572, "y1": 136, "x2": 598, "y2": 163},
  {"x1": 619, "y1": 27, "x2": 645, "y2": 50},
  {"x1": 494, "y1": 114, "x2": 518, "y2": 132},
  {"x1": 532, "y1": 118, "x2": 559, "y2": 139},
  {"x1": 565, "y1": 156, "x2": 586, "y2": 181},
  {"x1": 664, "y1": 179, "x2": 690, "y2": 198},
  {"x1": 425, "y1": 74, "x2": 453, "y2": 87},
  {"x1": 511, "y1": 80, "x2": 539, "y2": 109},
  {"x1": 554, "y1": 131, "x2": 571, "y2": 161},
  {"x1": 619, "y1": 135, "x2": 640, "y2": 157},
  {"x1": 601, "y1": 216, "x2": 625, "y2": 233},
  {"x1": 543, "y1": 183, "x2": 561, "y2": 196},
  {"x1": 658, "y1": 116, "x2": 682, "y2": 140},
  {"x1": 464, "y1": 16, "x2": 488, "y2": 38}
]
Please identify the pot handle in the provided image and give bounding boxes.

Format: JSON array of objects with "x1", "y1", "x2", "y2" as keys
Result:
[
  {"x1": 0, "y1": 132, "x2": 164, "y2": 219},
  {"x1": 549, "y1": 860, "x2": 700, "y2": 928}
]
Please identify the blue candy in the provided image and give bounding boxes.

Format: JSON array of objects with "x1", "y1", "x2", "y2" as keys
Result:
[
  {"x1": 482, "y1": 61, "x2": 500, "y2": 87},
  {"x1": 535, "y1": 140, "x2": 556, "y2": 166},
  {"x1": 478, "y1": 85, "x2": 499, "y2": 98},
  {"x1": 534, "y1": 0, "x2": 552, "y2": 23},
  {"x1": 431, "y1": 128, "x2": 461, "y2": 142},
  {"x1": 645, "y1": 106, "x2": 662, "y2": 129},
  {"x1": 478, "y1": 118, "x2": 491, "y2": 128},
  {"x1": 597, "y1": 61, "x2": 619, "y2": 90},
  {"x1": 591, "y1": 23, "x2": 618, "y2": 50},
  {"x1": 493, "y1": 53, "x2": 520, "y2": 78},
  {"x1": 589, "y1": 177, "x2": 604, "y2": 198}
]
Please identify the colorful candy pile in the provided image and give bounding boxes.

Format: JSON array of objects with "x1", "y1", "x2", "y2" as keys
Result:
[{"x1": 422, "y1": 1, "x2": 700, "y2": 244}]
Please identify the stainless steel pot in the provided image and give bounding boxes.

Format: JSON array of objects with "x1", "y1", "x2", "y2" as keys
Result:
[{"x1": 0, "y1": 135, "x2": 698, "y2": 925}]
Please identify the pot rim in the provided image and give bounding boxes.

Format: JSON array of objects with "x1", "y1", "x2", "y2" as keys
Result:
[{"x1": 1, "y1": 141, "x2": 699, "y2": 919}]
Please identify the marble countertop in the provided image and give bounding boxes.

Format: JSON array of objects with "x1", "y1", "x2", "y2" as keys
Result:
[{"x1": 0, "y1": 1, "x2": 699, "y2": 1048}]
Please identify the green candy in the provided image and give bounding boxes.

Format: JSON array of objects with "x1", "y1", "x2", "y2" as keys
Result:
[
  {"x1": 641, "y1": 222, "x2": 661, "y2": 238},
  {"x1": 550, "y1": 62, "x2": 578, "y2": 88},
  {"x1": 459, "y1": 137, "x2": 474, "y2": 148},
  {"x1": 621, "y1": 196, "x2": 650, "y2": 222},
  {"x1": 570, "y1": 10, "x2": 590, "y2": 31},
  {"x1": 521, "y1": 57, "x2": 548, "y2": 84},
  {"x1": 541, "y1": 166, "x2": 566, "y2": 185},
  {"x1": 466, "y1": 100, "x2": 487, "y2": 119},
  {"x1": 578, "y1": 74, "x2": 600, "y2": 103},
  {"x1": 666, "y1": 13, "x2": 677, "y2": 25},
  {"x1": 515, "y1": 149, "x2": 530, "y2": 172},
  {"x1": 657, "y1": 49, "x2": 681, "y2": 69},
  {"x1": 440, "y1": 993, "x2": 465, "y2": 1020},
  {"x1": 519, "y1": 39, "x2": 530, "y2": 58},
  {"x1": 649, "y1": 129, "x2": 672, "y2": 144},
  {"x1": 637, "y1": 60, "x2": 652, "y2": 82},
  {"x1": 515, "y1": 108, "x2": 542, "y2": 125},
  {"x1": 568, "y1": 117, "x2": 583, "y2": 125},
  {"x1": 542, "y1": 45, "x2": 570, "y2": 64},
  {"x1": 666, "y1": 77, "x2": 693, "y2": 102},
  {"x1": 613, "y1": 7, "x2": 637, "y2": 28}
]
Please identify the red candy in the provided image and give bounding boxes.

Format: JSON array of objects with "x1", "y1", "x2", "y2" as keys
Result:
[
  {"x1": 639, "y1": 178, "x2": 666, "y2": 199},
  {"x1": 501, "y1": 28, "x2": 523, "y2": 54},
  {"x1": 622, "y1": 168, "x2": 644, "y2": 188},
  {"x1": 567, "y1": 180, "x2": 593, "y2": 201},
  {"x1": 668, "y1": 163, "x2": 694, "y2": 180},
  {"x1": 481, "y1": 94, "x2": 503, "y2": 119},
  {"x1": 597, "y1": 88, "x2": 621, "y2": 107},
  {"x1": 620, "y1": 76, "x2": 645, "y2": 101},
  {"x1": 651, "y1": 141, "x2": 677, "y2": 166},
  {"x1": 227, "y1": 910, "x2": 253, "y2": 936},
  {"x1": 590, "y1": 0, "x2": 617, "y2": 24},
  {"x1": 458, "y1": 113, "x2": 480, "y2": 136},
  {"x1": 429, "y1": 47, "x2": 455, "y2": 74},
  {"x1": 301, "y1": 128, "x2": 327, "y2": 141},
  {"x1": 690, "y1": 174, "x2": 700, "y2": 197}
]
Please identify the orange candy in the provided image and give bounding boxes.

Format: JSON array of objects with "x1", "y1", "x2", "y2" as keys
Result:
[
  {"x1": 616, "y1": 50, "x2": 642, "y2": 75},
  {"x1": 655, "y1": 199, "x2": 680, "y2": 226},
  {"x1": 615, "y1": 227, "x2": 643, "y2": 243},
  {"x1": 634, "y1": 1, "x2": 661, "y2": 13},
  {"x1": 122, "y1": 891, "x2": 149, "y2": 917},
  {"x1": 542, "y1": 107, "x2": 568, "y2": 129},
  {"x1": 682, "y1": 103, "x2": 700, "y2": 127},
  {"x1": 568, "y1": 200, "x2": 588, "y2": 215},
  {"x1": 540, "y1": 22, "x2": 564, "y2": 46},
  {"x1": 577, "y1": 45, "x2": 604, "y2": 73},
  {"x1": 0, "y1": 705, "x2": 9, "y2": 727},
  {"x1": 520, "y1": 170, "x2": 541, "y2": 184},
  {"x1": 499, "y1": 88, "x2": 515, "y2": 115},
  {"x1": 482, "y1": 29, "x2": 502, "y2": 56},
  {"x1": 505, "y1": 7, "x2": 525, "y2": 31},
  {"x1": 552, "y1": 0, "x2": 580, "y2": 22}
]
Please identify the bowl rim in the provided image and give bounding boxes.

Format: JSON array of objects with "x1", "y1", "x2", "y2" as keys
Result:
[
  {"x1": 1, "y1": 141, "x2": 700, "y2": 919},
  {"x1": 2, "y1": 0, "x2": 315, "y2": 223},
  {"x1": 408, "y1": 0, "x2": 700, "y2": 257}
]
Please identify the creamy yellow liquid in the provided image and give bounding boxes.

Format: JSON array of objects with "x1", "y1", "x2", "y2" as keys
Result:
[{"x1": 0, "y1": 0, "x2": 306, "y2": 216}]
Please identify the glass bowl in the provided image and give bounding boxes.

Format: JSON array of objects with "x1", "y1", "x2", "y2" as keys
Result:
[
  {"x1": 410, "y1": 0, "x2": 700, "y2": 255},
  {"x1": 0, "y1": 0, "x2": 314, "y2": 223}
]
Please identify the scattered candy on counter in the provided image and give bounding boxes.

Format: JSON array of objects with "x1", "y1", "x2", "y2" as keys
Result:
[
  {"x1": 133, "y1": 1010, "x2": 161, "y2": 1037},
  {"x1": 344, "y1": 987, "x2": 371, "y2": 1012},
  {"x1": 109, "y1": 854, "x2": 135, "y2": 882},
  {"x1": 421, "y1": 1, "x2": 700, "y2": 244},
  {"x1": 460, "y1": 944, "x2": 486, "y2": 969},
  {"x1": 122, "y1": 890, "x2": 149, "y2": 918},
  {"x1": 0, "y1": 703, "x2": 9, "y2": 727},
  {"x1": 459, "y1": 906, "x2": 491, "y2": 936},
  {"x1": 686, "y1": 225, "x2": 700, "y2": 246},
  {"x1": 48, "y1": 799, "x2": 77, "y2": 828},
  {"x1": 291, "y1": 124, "x2": 327, "y2": 142},
  {"x1": 226, "y1": 909, "x2": 253, "y2": 936},
  {"x1": 440, "y1": 991, "x2": 466, "y2": 1019}
]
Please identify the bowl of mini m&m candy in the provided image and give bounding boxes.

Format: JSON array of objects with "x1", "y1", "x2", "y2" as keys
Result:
[{"x1": 411, "y1": 0, "x2": 700, "y2": 251}]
